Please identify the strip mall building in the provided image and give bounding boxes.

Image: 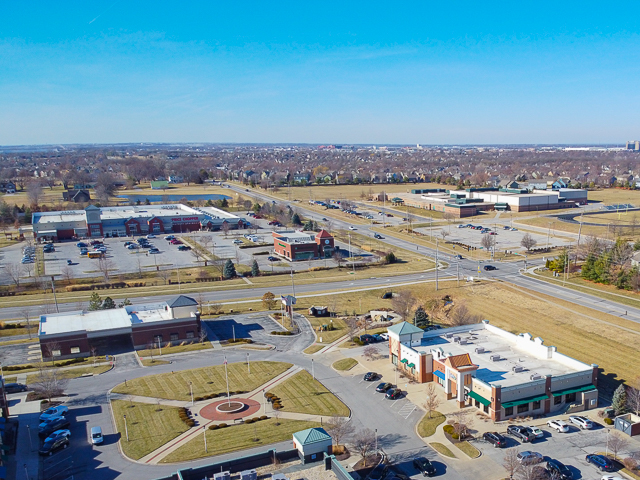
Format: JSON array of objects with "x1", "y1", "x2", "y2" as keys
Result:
[{"x1": 387, "y1": 321, "x2": 598, "y2": 421}]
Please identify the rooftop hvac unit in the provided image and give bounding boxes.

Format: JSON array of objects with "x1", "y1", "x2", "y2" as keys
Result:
[
  {"x1": 241, "y1": 470, "x2": 257, "y2": 480},
  {"x1": 271, "y1": 475, "x2": 288, "y2": 480},
  {"x1": 453, "y1": 336, "x2": 461, "y2": 343},
  {"x1": 214, "y1": 473, "x2": 231, "y2": 480},
  {"x1": 512, "y1": 365, "x2": 524, "y2": 373},
  {"x1": 490, "y1": 354, "x2": 501, "y2": 362},
  {"x1": 445, "y1": 333, "x2": 453, "y2": 339},
  {"x1": 459, "y1": 339, "x2": 468, "y2": 345},
  {"x1": 475, "y1": 347, "x2": 485, "y2": 354},
  {"x1": 530, "y1": 374, "x2": 542, "y2": 381}
]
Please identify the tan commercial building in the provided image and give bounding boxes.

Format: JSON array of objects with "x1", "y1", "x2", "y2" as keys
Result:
[{"x1": 387, "y1": 321, "x2": 598, "y2": 421}]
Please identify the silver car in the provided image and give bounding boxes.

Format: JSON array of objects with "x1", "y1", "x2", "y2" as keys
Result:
[{"x1": 569, "y1": 415, "x2": 593, "y2": 429}]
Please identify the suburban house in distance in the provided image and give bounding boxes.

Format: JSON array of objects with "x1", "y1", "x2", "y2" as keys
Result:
[
  {"x1": 272, "y1": 229, "x2": 334, "y2": 261},
  {"x1": 387, "y1": 321, "x2": 598, "y2": 421},
  {"x1": 38, "y1": 295, "x2": 201, "y2": 359}
]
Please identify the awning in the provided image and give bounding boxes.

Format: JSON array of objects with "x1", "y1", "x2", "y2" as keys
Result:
[
  {"x1": 408, "y1": 363, "x2": 415, "y2": 369},
  {"x1": 400, "y1": 359, "x2": 408, "y2": 364},
  {"x1": 501, "y1": 394, "x2": 549, "y2": 409},
  {"x1": 434, "y1": 370, "x2": 445, "y2": 380},
  {"x1": 467, "y1": 390, "x2": 491, "y2": 407},
  {"x1": 551, "y1": 384, "x2": 597, "y2": 397}
]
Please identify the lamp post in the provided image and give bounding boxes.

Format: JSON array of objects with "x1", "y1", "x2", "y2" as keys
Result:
[
  {"x1": 26, "y1": 424, "x2": 33, "y2": 450},
  {"x1": 124, "y1": 414, "x2": 129, "y2": 442},
  {"x1": 311, "y1": 358, "x2": 315, "y2": 380},
  {"x1": 375, "y1": 428, "x2": 378, "y2": 451},
  {"x1": 189, "y1": 381, "x2": 194, "y2": 407},
  {"x1": 247, "y1": 352, "x2": 250, "y2": 374},
  {"x1": 203, "y1": 425, "x2": 207, "y2": 453}
]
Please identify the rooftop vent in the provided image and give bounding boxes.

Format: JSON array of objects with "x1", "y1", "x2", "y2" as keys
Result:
[
  {"x1": 459, "y1": 339, "x2": 468, "y2": 345},
  {"x1": 530, "y1": 374, "x2": 542, "y2": 381},
  {"x1": 453, "y1": 336, "x2": 461, "y2": 343},
  {"x1": 475, "y1": 347, "x2": 485, "y2": 354},
  {"x1": 445, "y1": 333, "x2": 453, "y2": 339},
  {"x1": 490, "y1": 354, "x2": 501, "y2": 362},
  {"x1": 512, "y1": 365, "x2": 525, "y2": 373}
]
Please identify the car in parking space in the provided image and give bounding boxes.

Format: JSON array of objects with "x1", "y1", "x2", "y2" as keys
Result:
[
  {"x1": 375, "y1": 382, "x2": 392, "y2": 393},
  {"x1": 503, "y1": 225, "x2": 511, "y2": 230},
  {"x1": 569, "y1": 415, "x2": 593, "y2": 429},
  {"x1": 127, "y1": 244, "x2": 138, "y2": 250},
  {"x1": 507, "y1": 425, "x2": 536, "y2": 442},
  {"x1": 67, "y1": 259, "x2": 73, "y2": 265},
  {"x1": 164, "y1": 235, "x2": 175, "y2": 240},
  {"x1": 39, "y1": 405, "x2": 69, "y2": 422},
  {"x1": 76, "y1": 242, "x2": 87, "y2": 248},
  {"x1": 363, "y1": 372, "x2": 377, "y2": 381},
  {"x1": 4, "y1": 382, "x2": 28, "y2": 393},
  {"x1": 149, "y1": 248, "x2": 160, "y2": 254},
  {"x1": 360, "y1": 334, "x2": 375, "y2": 344},
  {"x1": 322, "y1": 217, "x2": 328, "y2": 221},
  {"x1": 412, "y1": 456, "x2": 436, "y2": 476},
  {"x1": 267, "y1": 256, "x2": 277, "y2": 261},
  {"x1": 39, "y1": 436, "x2": 69, "y2": 456},
  {"x1": 368, "y1": 463, "x2": 388, "y2": 480},
  {"x1": 457, "y1": 224, "x2": 466, "y2": 228},
  {"x1": 601, "y1": 476, "x2": 624, "y2": 480},
  {"x1": 482, "y1": 431, "x2": 507, "y2": 448},
  {"x1": 546, "y1": 459, "x2": 573, "y2": 479},
  {"x1": 372, "y1": 334, "x2": 383, "y2": 342},
  {"x1": 511, "y1": 228, "x2": 518, "y2": 231},
  {"x1": 38, "y1": 416, "x2": 71, "y2": 438},
  {"x1": 525, "y1": 425, "x2": 544, "y2": 439},
  {"x1": 547, "y1": 420, "x2": 569, "y2": 433},
  {"x1": 233, "y1": 239, "x2": 243, "y2": 244},
  {"x1": 385, "y1": 388, "x2": 402, "y2": 400},
  {"x1": 379, "y1": 333, "x2": 389, "y2": 341},
  {"x1": 586, "y1": 454, "x2": 615, "y2": 472},
  {"x1": 177, "y1": 245, "x2": 191, "y2": 251},
  {"x1": 146, "y1": 234, "x2": 156, "y2": 239},
  {"x1": 43, "y1": 429, "x2": 71, "y2": 443},
  {"x1": 517, "y1": 451, "x2": 543, "y2": 465},
  {"x1": 21, "y1": 257, "x2": 34, "y2": 264},
  {"x1": 43, "y1": 244, "x2": 55, "y2": 252},
  {"x1": 489, "y1": 231, "x2": 497, "y2": 235},
  {"x1": 483, "y1": 265, "x2": 497, "y2": 271}
]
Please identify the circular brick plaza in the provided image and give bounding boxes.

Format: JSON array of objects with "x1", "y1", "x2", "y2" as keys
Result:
[{"x1": 199, "y1": 398, "x2": 261, "y2": 421}]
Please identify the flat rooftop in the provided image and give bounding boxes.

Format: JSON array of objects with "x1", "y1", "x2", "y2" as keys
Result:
[
  {"x1": 416, "y1": 325, "x2": 588, "y2": 388},
  {"x1": 274, "y1": 230, "x2": 316, "y2": 243}
]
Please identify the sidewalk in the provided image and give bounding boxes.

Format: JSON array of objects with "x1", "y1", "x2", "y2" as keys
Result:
[{"x1": 6, "y1": 392, "x2": 42, "y2": 480}]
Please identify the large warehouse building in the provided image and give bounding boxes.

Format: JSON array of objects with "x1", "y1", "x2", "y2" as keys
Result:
[
  {"x1": 387, "y1": 321, "x2": 598, "y2": 421},
  {"x1": 32, "y1": 204, "x2": 247, "y2": 241},
  {"x1": 38, "y1": 295, "x2": 201, "y2": 359}
]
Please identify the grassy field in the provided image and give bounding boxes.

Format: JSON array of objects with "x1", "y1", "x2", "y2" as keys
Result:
[
  {"x1": 430, "y1": 442, "x2": 455, "y2": 458},
  {"x1": 112, "y1": 361, "x2": 292, "y2": 401},
  {"x1": 262, "y1": 182, "x2": 444, "y2": 202},
  {"x1": 112, "y1": 400, "x2": 190, "y2": 460},
  {"x1": 269, "y1": 370, "x2": 350, "y2": 416},
  {"x1": 0, "y1": 326, "x2": 35, "y2": 338},
  {"x1": 516, "y1": 216, "x2": 619, "y2": 240},
  {"x1": 303, "y1": 345, "x2": 324, "y2": 354},
  {"x1": 587, "y1": 188, "x2": 640, "y2": 205},
  {"x1": 137, "y1": 342, "x2": 212, "y2": 357},
  {"x1": 141, "y1": 358, "x2": 171, "y2": 367},
  {"x1": 332, "y1": 358, "x2": 358, "y2": 371},
  {"x1": 455, "y1": 441, "x2": 480, "y2": 458},
  {"x1": 160, "y1": 418, "x2": 321, "y2": 463},
  {"x1": 306, "y1": 315, "x2": 347, "y2": 345},
  {"x1": 416, "y1": 412, "x2": 446, "y2": 438},
  {"x1": 26, "y1": 364, "x2": 111, "y2": 384}
]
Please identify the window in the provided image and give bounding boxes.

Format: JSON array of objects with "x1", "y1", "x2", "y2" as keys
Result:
[
  {"x1": 70, "y1": 347, "x2": 80, "y2": 354},
  {"x1": 532, "y1": 400, "x2": 541, "y2": 410},
  {"x1": 52, "y1": 349, "x2": 61, "y2": 357},
  {"x1": 517, "y1": 403, "x2": 529, "y2": 414},
  {"x1": 565, "y1": 392, "x2": 576, "y2": 403},
  {"x1": 153, "y1": 335, "x2": 163, "y2": 344},
  {"x1": 504, "y1": 406, "x2": 514, "y2": 416},
  {"x1": 170, "y1": 333, "x2": 179, "y2": 342},
  {"x1": 186, "y1": 331, "x2": 194, "y2": 339},
  {"x1": 554, "y1": 395, "x2": 562, "y2": 405},
  {"x1": 483, "y1": 403, "x2": 489, "y2": 414}
]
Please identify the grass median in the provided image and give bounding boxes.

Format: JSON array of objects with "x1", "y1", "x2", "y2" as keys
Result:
[
  {"x1": 269, "y1": 370, "x2": 349, "y2": 417},
  {"x1": 136, "y1": 342, "x2": 212, "y2": 357},
  {"x1": 112, "y1": 400, "x2": 190, "y2": 461},
  {"x1": 417, "y1": 412, "x2": 446, "y2": 438},
  {"x1": 332, "y1": 358, "x2": 358, "y2": 371},
  {"x1": 26, "y1": 364, "x2": 112, "y2": 384},
  {"x1": 113, "y1": 361, "x2": 292, "y2": 401}
]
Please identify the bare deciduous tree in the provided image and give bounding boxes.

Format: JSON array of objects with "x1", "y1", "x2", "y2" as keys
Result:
[
  {"x1": 440, "y1": 229, "x2": 450, "y2": 241},
  {"x1": 502, "y1": 448, "x2": 521, "y2": 479},
  {"x1": 627, "y1": 377, "x2": 640, "y2": 415},
  {"x1": 61, "y1": 265, "x2": 74, "y2": 285},
  {"x1": 324, "y1": 415, "x2": 355, "y2": 446},
  {"x1": 363, "y1": 345, "x2": 378, "y2": 361},
  {"x1": 98, "y1": 257, "x2": 115, "y2": 282},
  {"x1": 44, "y1": 341, "x2": 62, "y2": 365},
  {"x1": 26, "y1": 180, "x2": 43, "y2": 206},
  {"x1": 221, "y1": 222, "x2": 230, "y2": 237},
  {"x1": 481, "y1": 234, "x2": 496, "y2": 252},
  {"x1": 449, "y1": 409, "x2": 474, "y2": 439},
  {"x1": 6, "y1": 263, "x2": 24, "y2": 287},
  {"x1": 449, "y1": 302, "x2": 481, "y2": 327},
  {"x1": 391, "y1": 290, "x2": 416, "y2": 322},
  {"x1": 158, "y1": 269, "x2": 172, "y2": 285},
  {"x1": 608, "y1": 431, "x2": 629, "y2": 460},
  {"x1": 515, "y1": 464, "x2": 548, "y2": 480},
  {"x1": 424, "y1": 383, "x2": 441, "y2": 419},
  {"x1": 520, "y1": 233, "x2": 537, "y2": 252},
  {"x1": 352, "y1": 428, "x2": 377, "y2": 466},
  {"x1": 32, "y1": 363, "x2": 69, "y2": 402}
]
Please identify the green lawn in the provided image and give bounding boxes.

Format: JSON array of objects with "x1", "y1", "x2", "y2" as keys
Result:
[
  {"x1": 455, "y1": 441, "x2": 480, "y2": 458},
  {"x1": 141, "y1": 358, "x2": 171, "y2": 367},
  {"x1": 137, "y1": 342, "x2": 212, "y2": 357},
  {"x1": 160, "y1": 418, "x2": 321, "y2": 463},
  {"x1": 430, "y1": 442, "x2": 455, "y2": 458},
  {"x1": 112, "y1": 361, "x2": 292, "y2": 401},
  {"x1": 26, "y1": 364, "x2": 112, "y2": 384},
  {"x1": 303, "y1": 345, "x2": 324, "y2": 354},
  {"x1": 416, "y1": 412, "x2": 446, "y2": 438},
  {"x1": 332, "y1": 358, "x2": 358, "y2": 371},
  {"x1": 112, "y1": 400, "x2": 190, "y2": 460},
  {"x1": 269, "y1": 370, "x2": 350, "y2": 417},
  {"x1": 306, "y1": 316, "x2": 347, "y2": 344}
]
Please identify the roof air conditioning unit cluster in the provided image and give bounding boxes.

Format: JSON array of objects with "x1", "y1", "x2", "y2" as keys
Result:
[
  {"x1": 490, "y1": 354, "x2": 501, "y2": 362},
  {"x1": 241, "y1": 470, "x2": 257, "y2": 480},
  {"x1": 512, "y1": 365, "x2": 524, "y2": 373},
  {"x1": 214, "y1": 473, "x2": 231, "y2": 480},
  {"x1": 475, "y1": 347, "x2": 485, "y2": 354}
]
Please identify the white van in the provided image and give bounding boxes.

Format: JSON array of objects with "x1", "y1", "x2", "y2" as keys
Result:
[{"x1": 90, "y1": 426, "x2": 103, "y2": 445}]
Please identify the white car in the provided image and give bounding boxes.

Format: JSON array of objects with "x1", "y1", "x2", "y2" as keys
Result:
[
  {"x1": 233, "y1": 239, "x2": 243, "y2": 244},
  {"x1": 379, "y1": 333, "x2": 389, "y2": 341},
  {"x1": 547, "y1": 419, "x2": 569, "y2": 432},
  {"x1": 39, "y1": 405, "x2": 69, "y2": 422},
  {"x1": 146, "y1": 234, "x2": 156, "y2": 239},
  {"x1": 569, "y1": 415, "x2": 593, "y2": 429},
  {"x1": 525, "y1": 425, "x2": 544, "y2": 439},
  {"x1": 348, "y1": 226, "x2": 356, "y2": 230},
  {"x1": 601, "y1": 476, "x2": 624, "y2": 480}
]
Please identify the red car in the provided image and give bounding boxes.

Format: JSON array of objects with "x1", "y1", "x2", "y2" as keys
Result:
[{"x1": 254, "y1": 215, "x2": 263, "y2": 219}]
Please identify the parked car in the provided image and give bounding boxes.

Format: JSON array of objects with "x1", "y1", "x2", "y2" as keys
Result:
[
  {"x1": 525, "y1": 426, "x2": 544, "y2": 439},
  {"x1": 372, "y1": 334, "x2": 383, "y2": 342},
  {"x1": 413, "y1": 456, "x2": 437, "y2": 476},
  {"x1": 127, "y1": 244, "x2": 137, "y2": 250},
  {"x1": 376, "y1": 382, "x2": 392, "y2": 393},
  {"x1": 374, "y1": 234, "x2": 383, "y2": 239},
  {"x1": 43, "y1": 245, "x2": 55, "y2": 252},
  {"x1": 546, "y1": 459, "x2": 573, "y2": 479},
  {"x1": 38, "y1": 417, "x2": 71, "y2": 438},
  {"x1": 569, "y1": 415, "x2": 593, "y2": 429},
  {"x1": 489, "y1": 231, "x2": 497, "y2": 235},
  {"x1": 600, "y1": 476, "x2": 624, "y2": 480},
  {"x1": 76, "y1": 242, "x2": 87, "y2": 248},
  {"x1": 586, "y1": 454, "x2": 615, "y2": 472},
  {"x1": 267, "y1": 256, "x2": 277, "y2": 261},
  {"x1": 379, "y1": 333, "x2": 389, "y2": 341},
  {"x1": 511, "y1": 228, "x2": 518, "y2": 231},
  {"x1": 349, "y1": 226, "x2": 356, "y2": 230},
  {"x1": 39, "y1": 405, "x2": 69, "y2": 422},
  {"x1": 90, "y1": 426, "x2": 104, "y2": 445},
  {"x1": 517, "y1": 451, "x2": 543, "y2": 465},
  {"x1": 483, "y1": 265, "x2": 497, "y2": 271},
  {"x1": 164, "y1": 235, "x2": 175, "y2": 240},
  {"x1": 360, "y1": 334, "x2": 375, "y2": 344},
  {"x1": 454, "y1": 254, "x2": 463, "y2": 259},
  {"x1": 39, "y1": 436, "x2": 69, "y2": 456},
  {"x1": 4, "y1": 383, "x2": 28, "y2": 393},
  {"x1": 66, "y1": 259, "x2": 73, "y2": 265},
  {"x1": 21, "y1": 258, "x2": 34, "y2": 264},
  {"x1": 483, "y1": 432, "x2": 507, "y2": 448},
  {"x1": 146, "y1": 234, "x2": 156, "y2": 239},
  {"x1": 385, "y1": 388, "x2": 402, "y2": 400},
  {"x1": 457, "y1": 224, "x2": 466, "y2": 228},
  {"x1": 233, "y1": 239, "x2": 243, "y2": 244},
  {"x1": 363, "y1": 372, "x2": 377, "y2": 381},
  {"x1": 546, "y1": 420, "x2": 569, "y2": 433},
  {"x1": 507, "y1": 425, "x2": 536, "y2": 442},
  {"x1": 43, "y1": 429, "x2": 71, "y2": 443},
  {"x1": 149, "y1": 248, "x2": 160, "y2": 254},
  {"x1": 177, "y1": 245, "x2": 191, "y2": 251}
]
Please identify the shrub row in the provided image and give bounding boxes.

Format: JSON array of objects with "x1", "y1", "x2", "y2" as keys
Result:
[
  {"x1": 209, "y1": 423, "x2": 228, "y2": 430},
  {"x1": 0, "y1": 322, "x2": 26, "y2": 330},
  {"x1": 66, "y1": 282, "x2": 129, "y2": 292},
  {"x1": 351, "y1": 337, "x2": 365, "y2": 346},
  {"x1": 244, "y1": 415, "x2": 269, "y2": 424},
  {"x1": 270, "y1": 331, "x2": 293, "y2": 336},
  {"x1": 193, "y1": 390, "x2": 248, "y2": 402},
  {"x1": 5, "y1": 357, "x2": 87, "y2": 371},
  {"x1": 225, "y1": 338, "x2": 253, "y2": 344},
  {"x1": 264, "y1": 392, "x2": 283, "y2": 410},
  {"x1": 178, "y1": 407, "x2": 196, "y2": 427}
]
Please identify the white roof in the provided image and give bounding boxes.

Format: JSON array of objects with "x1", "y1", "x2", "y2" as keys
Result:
[{"x1": 39, "y1": 309, "x2": 130, "y2": 336}]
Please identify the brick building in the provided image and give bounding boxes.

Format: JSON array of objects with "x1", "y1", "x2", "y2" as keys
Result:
[
  {"x1": 272, "y1": 230, "x2": 334, "y2": 261},
  {"x1": 38, "y1": 295, "x2": 201, "y2": 359},
  {"x1": 388, "y1": 321, "x2": 598, "y2": 421}
]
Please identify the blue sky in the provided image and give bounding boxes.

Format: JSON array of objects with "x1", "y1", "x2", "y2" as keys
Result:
[{"x1": 1, "y1": 1, "x2": 639, "y2": 145}]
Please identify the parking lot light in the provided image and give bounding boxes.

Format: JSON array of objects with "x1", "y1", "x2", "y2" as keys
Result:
[{"x1": 124, "y1": 414, "x2": 129, "y2": 442}]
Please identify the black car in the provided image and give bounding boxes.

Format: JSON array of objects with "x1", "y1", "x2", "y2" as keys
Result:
[
  {"x1": 546, "y1": 459, "x2": 573, "y2": 480},
  {"x1": 385, "y1": 388, "x2": 402, "y2": 400},
  {"x1": 374, "y1": 234, "x2": 384, "y2": 239},
  {"x1": 483, "y1": 432, "x2": 507, "y2": 448},
  {"x1": 267, "y1": 256, "x2": 278, "y2": 261},
  {"x1": 39, "y1": 436, "x2": 69, "y2": 456},
  {"x1": 4, "y1": 383, "x2": 28, "y2": 393},
  {"x1": 507, "y1": 425, "x2": 535, "y2": 443},
  {"x1": 483, "y1": 265, "x2": 497, "y2": 271},
  {"x1": 38, "y1": 417, "x2": 71, "y2": 438},
  {"x1": 413, "y1": 456, "x2": 437, "y2": 476},
  {"x1": 585, "y1": 454, "x2": 615, "y2": 472},
  {"x1": 375, "y1": 382, "x2": 392, "y2": 393},
  {"x1": 368, "y1": 463, "x2": 388, "y2": 480},
  {"x1": 363, "y1": 372, "x2": 377, "y2": 381},
  {"x1": 360, "y1": 334, "x2": 375, "y2": 344}
]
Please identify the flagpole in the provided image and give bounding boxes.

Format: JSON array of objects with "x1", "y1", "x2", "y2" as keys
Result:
[{"x1": 224, "y1": 355, "x2": 231, "y2": 406}]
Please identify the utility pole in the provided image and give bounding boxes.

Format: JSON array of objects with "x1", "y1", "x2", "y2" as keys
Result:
[
  {"x1": 50, "y1": 276, "x2": 59, "y2": 313},
  {"x1": 383, "y1": 191, "x2": 386, "y2": 228},
  {"x1": 290, "y1": 269, "x2": 296, "y2": 297},
  {"x1": 203, "y1": 425, "x2": 207, "y2": 453},
  {"x1": 546, "y1": 222, "x2": 552, "y2": 252},
  {"x1": 575, "y1": 212, "x2": 583, "y2": 269},
  {"x1": 457, "y1": 260, "x2": 460, "y2": 287},
  {"x1": 435, "y1": 238, "x2": 439, "y2": 291}
]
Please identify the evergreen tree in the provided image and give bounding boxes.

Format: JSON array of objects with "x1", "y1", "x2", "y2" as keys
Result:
[
  {"x1": 612, "y1": 384, "x2": 627, "y2": 415},
  {"x1": 118, "y1": 298, "x2": 132, "y2": 308},
  {"x1": 102, "y1": 296, "x2": 116, "y2": 309},
  {"x1": 291, "y1": 213, "x2": 302, "y2": 226},
  {"x1": 221, "y1": 198, "x2": 229, "y2": 208},
  {"x1": 88, "y1": 292, "x2": 102, "y2": 311},
  {"x1": 223, "y1": 259, "x2": 236, "y2": 279},
  {"x1": 414, "y1": 306, "x2": 429, "y2": 328},
  {"x1": 303, "y1": 220, "x2": 314, "y2": 231},
  {"x1": 251, "y1": 259, "x2": 260, "y2": 277},
  {"x1": 252, "y1": 203, "x2": 261, "y2": 213}
]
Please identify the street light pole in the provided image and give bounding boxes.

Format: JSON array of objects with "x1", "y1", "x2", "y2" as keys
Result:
[
  {"x1": 435, "y1": 238, "x2": 439, "y2": 291},
  {"x1": 50, "y1": 275, "x2": 59, "y2": 313},
  {"x1": 312, "y1": 359, "x2": 315, "y2": 380},
  {"x1": 26, "y1": 425, "x2": 33, "y2": 450},
  {"x1": 203, "y1": 425, "x2": 207, "y2": 453},
  {"x1": 247, "y1": 352, "x2": 250, "y2": 374},
  {"x1": 375, "y1": 428, "x2": 378, "y2": 451},
  {"x1": 189, "y1": 381, "x2": 194, "y2": 407},
  {"x1": 124, "y1": 415, "x2": 129, "y2": 442}
]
